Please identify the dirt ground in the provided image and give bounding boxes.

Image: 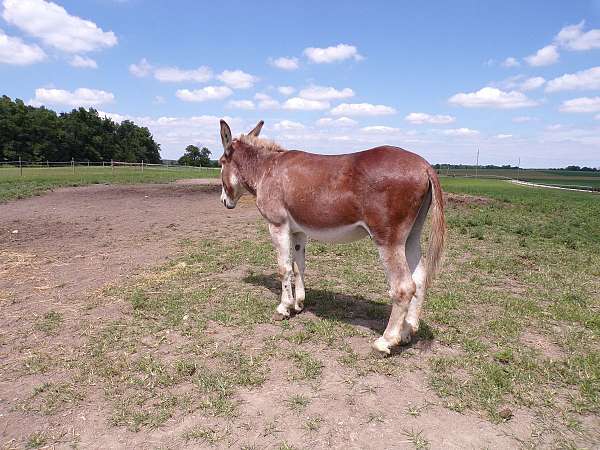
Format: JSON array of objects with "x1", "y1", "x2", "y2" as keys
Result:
[{"x1": 0, "y1": 182, "x2": 587, "y2": 449}]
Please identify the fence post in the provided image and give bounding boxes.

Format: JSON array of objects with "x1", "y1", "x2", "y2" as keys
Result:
[
  {"x1": 72, "y1": 158, "x2": 75, "y2": 174},
  {"x1": 46, "y1": 160, "x2": 49, "y2": 168},
  {"x1": 111, "y1": 159, "x2": 114, "y2": 175},
  {"x1": 19, "y1": 156, "x2": 22, "y2": 176},
  {"x1": 141, "y1": 160, "x2": 144, "y2": 173},
  {"x1": 88, "y1": 161, "x2": 90, "y2": 167}
]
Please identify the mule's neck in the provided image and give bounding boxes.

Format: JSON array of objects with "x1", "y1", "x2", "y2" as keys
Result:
[{"x1": 232, "y1": 142, "x2": 273, "y2": 195}]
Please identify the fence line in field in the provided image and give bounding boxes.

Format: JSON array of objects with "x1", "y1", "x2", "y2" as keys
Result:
[{"x1": 0, "y1": 159, "x2": 220, "y2": 176}]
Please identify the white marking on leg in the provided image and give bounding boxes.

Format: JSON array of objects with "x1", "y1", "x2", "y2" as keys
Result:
[
  {"x1": 269, "y1": 223, "x2": 294, "y2": 317},
  {"x1": 292, "y1": 233, "x2": 307, "y2": 312},
  {"x1": 374, "y1": 245, "x2": 416, "y2": 353}
]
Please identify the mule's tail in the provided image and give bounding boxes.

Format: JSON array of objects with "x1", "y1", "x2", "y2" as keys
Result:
[{"x1": 424, "y1": 167, "x2": 446, "y2": 288}]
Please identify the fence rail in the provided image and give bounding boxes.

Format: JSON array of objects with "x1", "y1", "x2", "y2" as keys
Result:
[{"x1": 0, "y1": 159, "x2": 220, "y2": 175}]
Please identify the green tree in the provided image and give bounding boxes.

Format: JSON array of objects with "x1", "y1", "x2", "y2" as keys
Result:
[
  {"x1": 178, "y1": 145, "x2": 211, "y2": 167},
  {"x1": 0, "y1": 96, "x2": 161, "y2": 163}
]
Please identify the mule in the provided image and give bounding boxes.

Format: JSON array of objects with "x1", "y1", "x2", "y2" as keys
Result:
[{"x1": 218, "y1": 120, "x2": 446, "y2": 355}]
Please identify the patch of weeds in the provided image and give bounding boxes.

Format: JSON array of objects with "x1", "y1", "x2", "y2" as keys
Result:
[
  {"x1": 403, "y1": 428, "x2": 430, "y2": 449},
  {"x1": 304, "y1": 415, "x2": 323, "y2": 432},
  {"x1": 366, "y1": 411, "x2": 385, "y2": 424},
  {"x1": 182, "y1": 425, "x2": 227, "y2": 445},
  {"x1": 289, "y1": 350, "x2": 323, "y2": 381},
  {"x1": 25, "y1": 431, "x2": 48, "y2": 449},
  {"x1": 22, "y1": 352, "x2": 52, "y2": 375},
  {"x1": 278, "y1": 442, "x2": 298, "y2": 450},
  {"x1": 111, "y1": 393, "x2": 181, "y2": 431},
  {"x1": 405, "y1": 402, "x2": 431, "y2": 417},
  {"x1": 34, "y1": 310, "x2": 63, "y2": 335},
  {"x1": 28, "y1": 382, "x2": 84, "y2": 415},
  {"x1": 286, "y1": 394, "x2": 311, "y2": 413}
]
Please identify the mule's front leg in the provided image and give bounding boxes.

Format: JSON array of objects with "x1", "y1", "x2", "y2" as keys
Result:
[
  {"x1": 269, "y1": 223, "x2": 295, "y2": 320},
  {"x1": 292, "y1": 233, "x2": 307, "y2": 313}
]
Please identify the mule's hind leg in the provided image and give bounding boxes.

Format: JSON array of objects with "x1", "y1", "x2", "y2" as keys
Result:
[
  {"x1": 373, "y1": 245, "x2": 416, "y2": 355},
  {"x1": 292, "y1": 232, "x2": 307, "y2": 313},
  {"x1": 404, "y1": 232, "x2": 426, "y2": 341},
  {"x1": 268, "y1": 223, "x2": 295, "y2": 320},
  {"x1": 403, "y1": 187, "x2": 432, "y2": 341}
]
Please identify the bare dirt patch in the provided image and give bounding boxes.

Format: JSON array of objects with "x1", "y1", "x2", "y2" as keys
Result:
[{"x1": 445, "y1": 192, "x2": 493, "y2": 206}]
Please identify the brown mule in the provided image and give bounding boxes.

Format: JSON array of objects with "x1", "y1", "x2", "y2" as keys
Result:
[{"x1": 218, "y1": 120, "x2": 446, "y2": 355}]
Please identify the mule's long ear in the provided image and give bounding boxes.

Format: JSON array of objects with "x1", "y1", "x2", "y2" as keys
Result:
[
  {"x1": 247, "y1": 120, "x2": 264, "y2": 137},
  {"x1": 220, "y1": 120, "x2": 232, "y2": 151}
]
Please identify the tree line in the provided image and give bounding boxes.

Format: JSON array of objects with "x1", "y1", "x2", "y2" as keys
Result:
[{"x1": 0, "y1": 95, "x2": 161, "y2": 163}]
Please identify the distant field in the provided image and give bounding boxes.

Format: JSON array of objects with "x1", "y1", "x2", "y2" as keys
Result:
[
  {"x1": 443, "y1": 168, "x2": 600, "y2": 190},
  {"x1": 0, "y1": 165, "x2": 220, "y2": 202}
]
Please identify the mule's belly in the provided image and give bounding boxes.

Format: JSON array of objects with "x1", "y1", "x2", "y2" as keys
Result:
[{"x1": 289, "y1": 217, "x2": 370, "y2": 243}]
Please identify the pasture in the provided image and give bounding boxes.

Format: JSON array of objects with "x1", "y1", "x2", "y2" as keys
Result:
[
  {"x1": 444, "y1": 168, "x2": 600, "y2": 190},
  {"x1": 0, "y1": 164, "x2": 220, "y2": 202},
  {"x1": 0, "y1": 176, "x2": 599, "y2": 449}
]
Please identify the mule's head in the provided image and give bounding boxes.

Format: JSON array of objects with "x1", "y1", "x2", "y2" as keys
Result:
[{"x1": 218, "y1": 119, "x2": 264, "y2": 209}]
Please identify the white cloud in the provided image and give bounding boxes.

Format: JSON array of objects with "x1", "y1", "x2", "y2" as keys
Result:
[
  {"x1": 405, "y1": 112, "x2": 455, "y2": 125},
  {"x1": 496, "y1": 75, "x2": 545, "y2": 92},
  {"x1": 254, "y1": 93, "x2": 280, "y2": 109},
  {"x1": 153, "y1": 95, "x2": 165, "y2": 104},
  {"x1": 128, "y1": 59, "x2": 212, "y2": 83},
  {"x1": 283, "y1": 97, "x2": 330, "y2": 110},
  {"x1": 494, "y1": 134, "x2": 513, "y2": 139},
  {"x1": 69, "y1": 55, "x2": 97, "y2": 69},
  {"x1": 519, "y1": 76, "x2": 545, "y2": 91},
  {"x1": 298, "y1": 85, "x2": 354, "y2": 101},
  {"x1": 315, "y1": 117, "x2": 357, "y2": 127},
  {"x1": 0, "y1": 28, "x2": 46, "y2": 65},
  {"x1": 31, "y1": 87, "x2": 114, "y2": 107},
  {"x1": 155, "y1": 66, "x2": 212, "y2": 83},
  {"x1": 330, "y1": 103, "x2": 396, "y2": 116},
  {"x1": 273, "y1": 120, "x2": 305, "y2": 131},
  {"x1": 501, "y1": 57, "x2": 520, "y2": 68},
  {"x1": 361, "y1": 126, "x2": 399, "y2": 133},
  {"x1": 268, "y1": 56, "x2": 299, "y2": 70},
  {"x1": 555, "y1": 21, "x2": 600, "y2": 51},
  {"x1": 448, "y1": 87, "x2": 537, "y2": 109},
  {"x1": 546, "y1": 66, "x2": 600, "y2": 92},
  {"x1": 176, "y1": 86, "x2": 232, "y2": 102},
  {"x1": 303, "y1": 44, "x2": 363, "y2": 63},
  {"x1": 559, "y1": 96, "x2": 600, "y2": 113},
  {"x1": 512, "y1": 116, "x2": 536, "y2": 123},
  {"x1": 2, "y1": 0, "x2": 117, "y2": 53},
  {"x1": 277, "y1": 86, "x2": 295, "y2": 96},
  {"x1": 227, "y1": 100, "x2": 255, "y2": 110},
  {"x1": 524, "y1": 45, "x2": 559, "y2": 67},
  {"x1": 129, "y1": 58, "x2": 152, "y2": 77},
  {"x1": 443, "y1": 128, "x2": 480, "y2": 136},
  {"x1": 217, "y1": 69, "x2": 258, "y2": 89}
]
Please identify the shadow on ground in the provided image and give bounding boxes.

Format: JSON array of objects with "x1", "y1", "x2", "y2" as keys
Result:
[{"x1": 243, "y1": 272, "x2": 435, "y2": 354}]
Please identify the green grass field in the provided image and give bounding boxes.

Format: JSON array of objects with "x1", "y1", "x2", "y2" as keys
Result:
[
  {"x1": 444, "y1": 168, "x2": 600, "y2": 189},
  {"x1": 0, "y1": 165, "x2": 220, "y2": 202}
]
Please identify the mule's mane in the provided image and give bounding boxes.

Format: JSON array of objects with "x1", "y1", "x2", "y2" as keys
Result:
[{"x1": 238, "y1": 134, "x2": 286, "y2": 153}]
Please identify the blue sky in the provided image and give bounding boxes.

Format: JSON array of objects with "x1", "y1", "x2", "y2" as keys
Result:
[{"x1": 1, "y1": 0, "x2": 599, "y2": 167}]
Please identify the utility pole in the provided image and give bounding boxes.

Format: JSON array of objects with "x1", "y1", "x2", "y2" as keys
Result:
[
  {"x1": 475, "y1": 147, "x2": 480, "y2": 178},
  {"x1": 517, "y1": 157, "x2": 521, "y2": 181}
]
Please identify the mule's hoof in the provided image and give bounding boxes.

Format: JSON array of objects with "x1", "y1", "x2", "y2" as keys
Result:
[
  {"x1": 400, "y1": 328, "x2": 413, "y2": 345},
  {"x1": 272, "y1": 312, "x2": 289, "y2": 321},
  {"x1": 293, "y1": 304, "x2": 304, "y2": 313},
  {"x1": 372, "y1": 337, "x2": 392, "y2": 356}
]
